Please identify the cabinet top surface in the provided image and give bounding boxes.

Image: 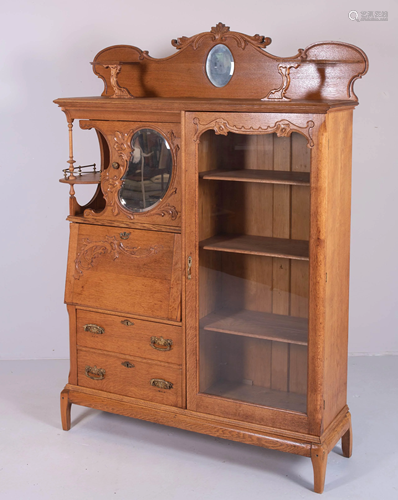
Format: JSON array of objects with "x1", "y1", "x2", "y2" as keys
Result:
[
  {"x1": 54, "y1": 23, "x2": 368, "y2": 114},
  {"x1": 54, "y1": 96, "x2": 358, "y2": 116}
]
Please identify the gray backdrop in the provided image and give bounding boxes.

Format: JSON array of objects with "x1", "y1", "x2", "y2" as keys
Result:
[{"x1": 0, "y1": 0, "x2": 396, "y2": 359}]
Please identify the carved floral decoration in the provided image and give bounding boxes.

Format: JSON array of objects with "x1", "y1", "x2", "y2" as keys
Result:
[
  {"x1": 172, "y1": 22, "x2": 271, "y2": 51},
  {"x1": 74, "y1": 235, "x2": 163, "y2": 279}
]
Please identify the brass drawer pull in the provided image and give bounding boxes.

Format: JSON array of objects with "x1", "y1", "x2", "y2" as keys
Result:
[
  {"x1": 150, "y1": 336, "x2": 173, "y2": 351},
  {"x1": 119, "y1": 232, "x2": 130, "y2": 240},
  {"x1": 121, "y1": 319, "x2": 134, "y2": 326},
  {"x1": 121, "y1": 361, "x2": 135, "y2": 368},
  {"x1": 150, "y1": 378, "x2": 173, "y2": 390},
  {"x1": 83, "y1": 324, "x2": 104, "y2": 335},
  {"x1": 112, "y1": 162, "x2": 120, "y2": 169},
  {"x1": 85, "y1": 365, "x2": 106, "y2": 380}
]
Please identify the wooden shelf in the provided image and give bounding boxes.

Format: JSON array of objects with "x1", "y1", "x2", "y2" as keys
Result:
[
  {"x1": 200, "y1": 234, "x2": 309, "y2": 261},
  {"x1": 59, "y1": 172, "x2": 101, "y2": 185},
  {"x1": 200, "y1": 169, "x2": 310, "y2": 186},
  {"x1": 201, "y1": 308, "x2": 308, "y2": 345},
  {"x1": 204, "y1": 381, "x2": 307, "y2": 413}
]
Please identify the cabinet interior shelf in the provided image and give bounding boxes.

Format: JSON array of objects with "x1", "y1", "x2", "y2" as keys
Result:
[
  {"x1": 204, "y1": 381, "x2": 307, "y2": 414},
  {"x1": 59, "y1": 172, "x2": 101, "y2": 185},
  {"x1": 201, "y1": 308, "x2": 308, "y2": 345},
  {"x1": 200, "y1": 234, "x2": 309, "y2": 261},
  {"x1": 199, "y1": 169, "x2": 310, "y2": 186}
]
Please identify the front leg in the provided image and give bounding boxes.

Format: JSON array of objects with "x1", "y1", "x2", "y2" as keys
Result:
[
  {"x1": 342, "y1": 415, "x2": 353, "y2": 458},
  {"x1": 311, "y1": 444, "x2": 328, "y2": 494},
  {"x1": 60, "y1": 389, "x2": 72, "y2": 431}
]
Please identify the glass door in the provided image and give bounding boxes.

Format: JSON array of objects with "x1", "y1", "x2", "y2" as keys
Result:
[{"x1": 194, "y1": 125, "x2": 310, "y2": 418}]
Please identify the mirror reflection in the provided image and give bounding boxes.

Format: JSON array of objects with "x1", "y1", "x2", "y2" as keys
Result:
[
  {"x1": 206, "y1": 44, "x2": 235, "y2": 88},
  {"x1": 119, "y1": 129, "x2": 173, "y2": 212}
]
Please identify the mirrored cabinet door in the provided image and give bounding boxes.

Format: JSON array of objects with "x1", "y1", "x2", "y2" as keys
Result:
[{"x1": 197, "y1": 130, "x2": 310, "y2": 414}]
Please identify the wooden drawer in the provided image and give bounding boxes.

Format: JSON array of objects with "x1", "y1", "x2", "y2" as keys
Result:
[
  {"x1": 76, "y1": 309, "x2": 182, "y2": 365},
  {"x1": 66, "y1": 224, "x2": 181, "y2": 321},
  {"x1": 77, "y1": 347, "x2": 182, "y2": 407}
]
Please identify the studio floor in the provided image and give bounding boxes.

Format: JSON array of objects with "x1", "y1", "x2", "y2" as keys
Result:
[{"x1": 0, "y1": 356, "x2": 397, "y2": 499}]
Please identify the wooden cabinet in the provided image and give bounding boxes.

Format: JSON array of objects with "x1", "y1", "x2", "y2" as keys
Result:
[{"x1": 56, "y1": 23, "x2": 368, "y2": 494}]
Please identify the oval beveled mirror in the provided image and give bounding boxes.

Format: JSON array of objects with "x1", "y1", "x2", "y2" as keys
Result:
[
  {"x1": 119, "y1": 129, "x2": 173, "y2": 213},
  {"x1": 206, "y1": 44, "x2": 234, "y2": 88}
]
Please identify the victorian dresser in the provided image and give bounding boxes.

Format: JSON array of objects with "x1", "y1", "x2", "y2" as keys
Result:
[{"x1": 55, "y1": 23, "x2": 368, "y2": 493}]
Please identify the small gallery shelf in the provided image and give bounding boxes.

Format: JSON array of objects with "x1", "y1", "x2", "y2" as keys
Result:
[
  {"x1": 199, "y1": 169, "x2": 310, "y2": 186},
  {"x1": 201, "y1": 308, "x2": 308, "y2": 346},
  {"x1": 204, "y1": 381, "x2": 307, "y2": 413},
  {"x1": 59, "y1": 172, "x2": 101, "y2": 185},
  {"x1": 200, "y1": 234, "x2": 309, "y2": 261}
]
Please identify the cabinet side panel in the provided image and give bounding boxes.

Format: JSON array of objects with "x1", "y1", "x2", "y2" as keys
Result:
[
  {"x1": 307, "y1": 116, "x2": 328, "y2": 436},
  {"x1": 67, "y1": 305, "x2": 77, "y2": 385},
  {"x1": 64, "y1": 223, "x2": 80, "y2": 304},
  {"x1": 323, "y1": 110, "x2": 353, "y2": 430}
]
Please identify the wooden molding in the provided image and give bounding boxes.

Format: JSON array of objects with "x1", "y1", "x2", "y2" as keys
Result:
[{"x1": 192, "y1": 116, "x2": 315, "y2": 148}]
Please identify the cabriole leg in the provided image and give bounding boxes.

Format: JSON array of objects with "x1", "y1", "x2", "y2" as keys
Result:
[
  {"x1": 311, "y1": 445, "x2": 328, "y2": 494},
  {"x1": 60, "y1": 389, "x2": 71, "y2": 431}
]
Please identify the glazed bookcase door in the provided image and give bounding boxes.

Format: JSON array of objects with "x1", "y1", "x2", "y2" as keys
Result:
[{"x1": 185, "y1": 112, "x2": 319, "y2": 433}]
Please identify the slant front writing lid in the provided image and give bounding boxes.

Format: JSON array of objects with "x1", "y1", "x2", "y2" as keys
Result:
[{"x1": 119, "y1": 129, "x2": 173, "y2": 213}]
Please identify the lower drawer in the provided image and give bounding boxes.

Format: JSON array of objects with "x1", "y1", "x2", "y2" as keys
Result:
[
  {"x1": 76, "y1": 309, "x2": 182, "y2": 365},
  {"x1": 77, "y1": 347, "x2": 183, "y2": 408}
]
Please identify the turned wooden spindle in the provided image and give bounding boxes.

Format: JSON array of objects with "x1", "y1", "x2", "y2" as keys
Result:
[{"x1": 67, "y1": 120, "x2": 76, "y2": 180}]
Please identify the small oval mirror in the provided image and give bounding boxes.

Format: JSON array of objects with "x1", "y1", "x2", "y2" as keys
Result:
[
  {"x1": 119, "y1": 129, "x2": 172, "y2": 213},
  {"x1": 206, "y1": 44, "x2": 234, "y2": 88}
]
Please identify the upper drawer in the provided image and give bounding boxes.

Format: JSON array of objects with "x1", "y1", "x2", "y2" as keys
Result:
[
  {"x1": 66, "y1": 224, "x2": 181, "y2": 321},
  {"x1": 76, "y1": 309, "x2": 182, "y2": 365}
]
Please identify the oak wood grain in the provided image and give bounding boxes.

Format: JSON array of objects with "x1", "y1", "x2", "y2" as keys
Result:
[
  {"x1": 76, "y1": 309, "x2": 182, "y2": 365},
  {"x1": 77, "y1": 347, "x2": 183, "y2": 407},
  {"x1": 69, "y1": 224, "x2": 181, "y2": 321},
  {"x1": 200, "y1": 309, "x2": 308, "y2": 345},
  {"x1": 56, "y1": 28, "x2": 367, "y2": 492},
  {"x1": 200, "y1": 169, "x2": 310, "y2": 185},
  {"x1": 322, "y1": 110, "x2": 353, "y2": 430},
  {"x1": 60, "y1": 389, "x2": 71, "y2": 431},
  {"x1": 200, "y1": 234, "x2": 309, "y2": 260}
]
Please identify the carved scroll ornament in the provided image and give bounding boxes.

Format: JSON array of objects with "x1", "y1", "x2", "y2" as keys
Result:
[
  {"x1": 193, "y1": 117, "x2": 315, "y2": 148},
  {"x1": 74, "y1": 235, "x2": 163, "y2": 279},
  {"x1": 102, "y1": 64, "x2": 134, "y2": 98},
  {"x1": 262, "y1": 64, "x2": 300, "y2": 101},
  {"x1": 172, "y1": 22, "x2": 271, "y2": 51}
]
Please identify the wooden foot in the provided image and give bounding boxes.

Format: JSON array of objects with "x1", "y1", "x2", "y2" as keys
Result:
[
  {"x1": 61, "y1": 389, "x2": 72, "y2": 431},
  {"x1": 342, "y1": 418, "x2": 352, "y2": 458},
  {"x1": 311, "y1": 445, "x2": 328, "y2": 494}
]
